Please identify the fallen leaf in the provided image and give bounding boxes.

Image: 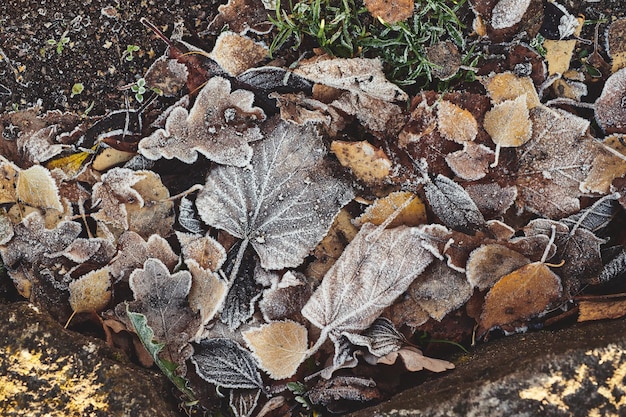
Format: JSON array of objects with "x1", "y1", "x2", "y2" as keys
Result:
[
  {"x1": 302, "y1": 223, "x2": 434, "y2": 350},
  {"x1": 191, "y1": 338, "x2": 265, "y2": 391},
  {"x1": 16, "y1": 164, "x2": 63, "y2": 211},
  {"x1": 144, "y1": 55, "x2": 189, "y2": 97},
  {"x1": 229, "y1": 389, "x2": 261, "y2": 417},
  {"x1": 186, "y1": 259, "x2": 227, "y2": 337},
  {"x1": 17, "y1": 125, "x2": 67, "y2": 164},
  {"x1": 560, "y1": 192, "x2": 621, "y2": 233},
  {"x1": 374, "y1": 345, "x2": 454, "y2": 372},
  {"x1": 480, "y1": 72, "x2": 540, "y2": 108},
  {"x1": 436, "y1": 100, "x2": 478, "y2": 143},
  {"x1": 308, "y1": 376, "x2": 381, "y2": 412},
  {"x1": 483, "y1": 95, "x2": 532, "y2": 166},
  {"x1": 207, "y1": 0, "x2": 273, "y2": 35},
  {"x1": 139, "y1": 76, "x2": 266, "y2": 166},
  {"x1": 178, "y1": 232, "x2": 226, "y2": 272},
  {"x1": 243, "y1": 320, "x2": 309, "y2": 379},
  {"x1": 595, "y1": 67, "x2": 626, "y2": 134},
  {"x1": 294, "y1": 57, "x2": 408, "y2": 102},
  {"x1": 178, "y1": 196, "x2": 204, "y2": 235},
  {"x1": 580, "y1": 135, "x2": 626, "y2": 194},
  {"x1": 607, "y1": 18, "x2": 626, "y2": 72},
  {"x1": 330, "y1": 140, "x2": 392, "y2": 186},
  {"x1": 363, "y1": 0, "x2": 413, "y2": 24},
  {"x1": 196, "y1": 117, "x2": 354, "y2": 272},
  {"x1": 91, "y1": 168, "x2": 145, "y2": 231},
  {"x1": 578, "y1": 298, "x2": 626, "y2": 322},
  {"x1": 466, "y1": 244, "x2": 531, "y2": 290},
  {"x1": 342, "y1": 317, "x2": 404, "y2": 357},
  {"x1": 260, "y1": 271, "x2": 312, "y2": 322},
  {"x1": 445, "y1": 142, "x2": 495, "y2": 181},
  {"x1": 329, "y1": 92, "x2": 406, "y2": 136},
  {"x1": 479, "y1": 262, "x2": 562, "y2": 335},
  {"x1": 543, "y1": 16, "x2": 584, "y2": 75},
  {"x1": 596, "y1": 247, "x2": 626, "y2": 285},
  {"x1": 427, "y1": 41, "x2": 462, "y2": 81},
  {"x1": 68, "y1": 267, "x2": 112, "y2": 313},
  {"x1": 210, "y1": 31, "x2": 268, "y2": 76},
  {"x1": 354, "y1": 191, "x2": 427, "y2": 228}
]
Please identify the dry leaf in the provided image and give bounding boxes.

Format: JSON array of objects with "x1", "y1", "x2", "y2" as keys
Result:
[
  {"x1": 16, "y1": 164, "x2": 63, "y2": 211},
  {"x1": 294, "y1": 57, "x2": 408, "y2": 102},
  {"x1": 543, "y1": 16, "x2": 584, "y2": 75},
  {"x1": 308, "y1": 376, "x2": 381, "y2": 410},
  {"x1": 144, "y1": 55, "x2": 189, "y2": 97},
  {"x1": 242, "y1": 320, "x2": 309, "y2": 379},
  {"x1": 260, "y1": 271, "x2": 312, "y2": 322},
  {"x1": 178, "y1": 232, "x2": 226, "y2": 272},
  {"x1": 329, "y1": 92, "x2": 406, "y2": 136},
  {"x1": 363, "y1": 0, "x2": 413, "y2": 24},
  {"x1": 210, "y1": 31, "x2": 268, "y2": 76},
  {"x1": 375, "y1": 345, "x2": 454, "y2": 372},
  {"x1": 445, "y1": 142, "x2": 495, "y2": 181},
  {"x1": 207, "y1": 0, "x2": 273, "y2": 34},
  {"x1": 229, "y1": 389, "x2": 261, "y2": 417},
  {"x1": 427, "y1": 41, "x2": 462, "y2": 81},
  {"x1": 354, "y1": 191, "x2": 427, "y2": 228},
  {"x1": 186, "y1": 259, "x2": 227, "y2": 336},
  {"x1": 196, "y1": 117, "x2": 354, "y2": 271},
  {"x1": 483, "y1": 95, "x2": 532, "y2": 167},
  {"x1": 139, "y1": 76, "x2": 266, "y2": 166},
  {"x1": 490, "y1": 0, "x2": 531, "y2": 30},
  {"x1": 302, "y1": 223, "x2": 434, "y2": 348},
  {"x1": 330, "y1": 140, "x2": 392, "y2": 185},
  {"x1": 578, "y1": 298, "x2": 626, "y2": 322},
  {"x1": 68, "y1": 267, "x2": 112, "y2": 313},
  {"x1": 595, "y1": 67, "x2": 626, "y2": 134},
  {"x1": 479, "y1": 262, "x2": 562, "y2": 335},
  {"x1": 466, "y1": 244, "x2": 531, "y2": 290},
  {"x1": 436, "y1": 100, "x2": 478, "y2": 143},
  {"x1": 17, "y1": 125, "x2": 67, "y2": 164},
  {"x1": 480, "y1": 72, "x2": 540, "y2": 108},
  {"x1": 607, "y1": 18, "x2": 626, "y2": 72},
  {"x1": 581, "y1": 135, "x2": 626, "y2": 193},
  {"x1": 0, "y1": 162, "x2": 18, "y2": 205},
  {"x1": 91, "y1": 168, "x2": 145, "y2": 230}
]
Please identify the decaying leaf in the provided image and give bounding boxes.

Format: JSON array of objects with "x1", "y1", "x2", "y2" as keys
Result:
[
  {"x1": 242, "y1": 320, "x2": 308, "y2": 379},
  {"x1": 607, "y1": 18, "x2": 626, "y2": 72},
  {"x1": 374, "y1": 345, "x2": 454, "y2": 372},
  {"x1": 424, "y1": 174, "x2": 486, "y2": 235},
  {"x1": 354, "y1": 191, "x2": 426, "y2": 228},
  {"x1": 436, "y1": 100, "x2": 478, "y2": 143},
  {"x1": 68, "y1": 267, "x2": 112, "y2": 313},
  {"x1": 329, "y1": 92, "x2": 406, "y2": 136},
  {"x1": 210, "y1": 31, "x2": 268, "y2": 76},
  {"x1": 578, "y1": 297, "x2": 626, "y2": 322},
  {"x1": 466, "y1": 244, "x2": 531, "y2": 290},
  {"x1": 480, "y1": 72, "x2": 540, "y2": 108},
  {"x1": 302, "y1": 223, "x2": 434, "y2": 350},
  {"x1": 120, "y1": 258, "x2": 200, "y2": 366},
  {"x1": 595, "y1": 68, "x2": 626, "y2": 134},
  {"x1": 445, "y1": 142, "x2": 495, "y2": 181},
  {"x1": 342, "y1": 317, "x2": 404, "y2": 358},
  {"x1": 331, "y1": 140, "x2": 392, "y2": 186},
  {"x1": 229, "y1": 389, "x2": 261, "y2": 417},
  {"x1": 479, "y1": 261, "x2": 562, "y2": 335},
  {"x1": 560, "y1": 193, "x2": 621, "y2": 233},
  {"x1": 308, "y1": 376, "x2": 381, "y2": 411},
  {"x1": 91, "y1": 168, "x2": 145, "y2": 230},
  {"x1": 191, "y1": 338, "x2": 265, "y2": 391},
  {"x1": 178, "y1": 196, "x2": 204, "y2": 235},
  {"x1": 16, "y1": 164, "x2": 63, "y2": 211},
  {"x1": 139, "y1": 76, "x2": 266, "y2": 167},
  {"x1": 363, "y1": 0, "x2": 413, "y2": 24},
  {"x1": 207, "y1": 0, "x2": 273, "y2": 34},
  {"x1": 196, "y1": 117, "x2": 354, "y2": 271},
  {"x1": 490, "y1": 0, "x2": 531, "y2": 30},
  {"x1": 220, "y1": 244, "x2": 262, "y2": 329},
  {"x1": 144, "y1": 55, "x2": 189, "y2": 97},
  {"x1": 260, "y1": 271, "x2": 312, "y2": 322},
  {"x1": 581, "y1": 135, "x2": 626, "y2": 194},
  {"x1": 294, "y1": 57, "x2": 408, "y2": 102},
  {"x1": 483, "y1": 95, "x2": 532, "y2": 166}
]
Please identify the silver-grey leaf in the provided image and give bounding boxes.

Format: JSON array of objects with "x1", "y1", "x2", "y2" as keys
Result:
[
  {"x1": 561, "y1": 192, "x2": 621, "y2": 233},
  {"x1": 191, "y1": 338, "x2": 264, "y2": 391},
  {"x1": 342, "y1": 317, "x2": 404, "y2": 357},
  {"x1": 302, "y1": 223, "x2": 434, "y2": 344},
  {"x1": 178, "y1": 196, "x2": 203, "y2": 235},
  {"x1": 196, "y1": 117, "x2": 354, "y2": 270},
  {"x1": 597, "y1": 247, "x2": 626, "y2": 284},
  {"x1": 229, "y1": 389, "x2": 261, "y2": 417},
  {"x1": 424, "y1": 174, "x2": 486, "y2": 235}
]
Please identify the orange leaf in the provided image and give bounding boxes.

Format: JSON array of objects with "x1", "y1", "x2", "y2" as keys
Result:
[
  {"x1": 331, "y1": 140, "x2": 392, "y2": 185},
  {"x1": 354, "y1": 191, "x2": 426, "y2": 228}
]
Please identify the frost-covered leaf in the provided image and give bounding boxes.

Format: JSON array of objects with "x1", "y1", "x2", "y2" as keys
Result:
[
  {"x1": 91, "y1": 168, "x2": 145, "y2": 230},
  {"x1": 260, "y1": 271, "x2": 312, "y2": 322},
  {"x1": 230, "y1": 389, "x2": 261, "y2": 417},
  {"x1": 68, "y1": 267, "x2": 112, "y2": 313},
  {"x1": 243, "y1": 320, "x2": 308, "y2": 379},
  {"x1": 119, "y1": 258, "x2": 200, "y2": 366},
  {"x1": 139, "y1": 76, "x2": 265, "y2": 166},
  {"x1": 186, "y1": 259, "x2": 227, "y2": 336},
  {"x1": 207, "y1": 0, "x2": 273, "y2": 34},
  {"x1": 330, "y1": 140, "x2": 392, "y2": 186},
  {"x1": 196, "y1": 117, "x2": 354, "y2": 271},
  {"x1": 294, "y1": 57, "x2": 408, "y2": 102},
  {"x1": 445, "y1": 142, "x2": 495, "y2": 181},
  {"x1": 595, "y1": 67, "x2": 626, "y2": 134},
  {"x1": 374, "y1": 345, "x2": 454, "y2": 372},
  {"x1": 302, "y1": 223, "x2": 433, "y2": 346},
  {"x1": 210, "y1": 31, "x2": 268, "y2": 76},
  {"x1": 436, "y1": 100, "x2": 477, "y2": 143},
  {"x1": 178, "y1": 232, "x2": 226, "y2": 272},
  {"x1": 329, "y1": 92, "x2": 406, "y2": 135},
  {"x1": 466, "y1": 244, "x2": 531, "y2": 290},
  {"x1": 480, "y1": 72, "x2": 540, "y2": 108},
  {"x1": 484, "y1": 95, "x2": 532, "y2": 166},
  {"x1": 363, "y1": 0, "x2": 413, "y2": 23},
  {"x1": 308, "y1": 376, "x2": 381, "y2": 409},
  {"x1": 424, "y1": 174, "x2": 486, "y2": 235},
  {"x1": 490, "y1": 0, "x2": 531, "y2": 30},
  {"x1": 597, "y1": 247, "x2": 626, "y2": 284},
  {"x1": 144, "y1": 55, "x2": 189, "y2": 97},
  {"x1": 342, "y1": 317, "x2": 404, "y2": 358},
  {"x1": 16, "y1": 164, "x2": 63, "y2": 211},
  {"x1": 191, "y1": 338, "x2": 264, "y2": 391},
  {"x1": 178, "y1": 196, "x2": 203, "y2": 234},
  {"x1": 581, "y1": 135, "x2": 626, "y2": 194},
  {"x1": 126, "y1": 307, "x2": 196, "y2": 401},
  {"x1": 17, "y1": 125, "x2": 67, "y2": 164},
  {"x1": 561, "y1": 193, "x2": 621, "y2": 233},
  {"x1": 354, "y1": 191, "x2": 427, "y2": 228}
]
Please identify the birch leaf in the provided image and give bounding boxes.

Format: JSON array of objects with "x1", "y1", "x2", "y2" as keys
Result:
[
  {"x1": 301, "y1": 223, "x2": 434, "y2": 344},
  {"x1": 242, "y1": 320, "x2": 309, "y2": 379},
  {"x1": 191, "y1": 338, "x2": 265, "y2": 391},
  {"x1": 16, "y1": 164, "x2": 63, "y2": 211},
  {"x1": 68, "y1": 267, "x2": 112, "y2": 313},
  {"x1": 196, "y1": 117, "x2": 354, "y2": 271}
]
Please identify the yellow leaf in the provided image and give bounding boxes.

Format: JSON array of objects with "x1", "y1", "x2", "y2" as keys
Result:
[
  {"x1": 46, "y1": 149, "x2": 93, "y2": 177},
  {"x1": 354, "y1": 191, "x2": 426, "y2": 228},
  {"x1": 243, "y1": 320, "x2": 308, "y2": 380},
  {"x1": 69, "y1": 267, "x2": 112, "y2": 313},
  {"x1": 0, "y1": 162, "x2": 18, "y2": 205},
  {"x1": 330, "y1": 140, "x2": 392, "y2": 185},
  {"x1": 484, "y1": 95, "x2": 532, "y2": 148},
  {"x1": 481, "y1": 72, "x2": 540, "y2": 109},
  {"x1": 544, "y1": 16, "x2": 584, "y2": 75},
  {"x1": 436, "y1": 100, "x2": 478, "y2": 143},
  {"x1": 16, "y1": 165, "x2": 63, "y2": 211},
  {"x1": 580, "y1": 135, "x2": 626, "y2": 194}
]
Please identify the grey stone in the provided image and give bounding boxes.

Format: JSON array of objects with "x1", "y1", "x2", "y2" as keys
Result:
[
  {"x1": 0, "y1": 302, "x2": 180, "y2": 417},
  {"x1": 348, "y1": 318, "x2": 626, "y2": 417}
]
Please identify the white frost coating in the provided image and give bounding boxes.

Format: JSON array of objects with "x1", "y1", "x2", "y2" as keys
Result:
[{"x1": 491, "y1": 0, "x2": 531, "y2": 30}]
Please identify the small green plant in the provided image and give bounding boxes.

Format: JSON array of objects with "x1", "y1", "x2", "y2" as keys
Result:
[
  {"x1": 269, "y1": 0, "x2": 467, "y2": 85},
  {"x1": 70, "y1": 82, "x2": 84, "y2": 98},
  {"x1": 123, "y1": 44, "x2": 140, "y2": 61},
  {"x1": 47, "y1": 35, "x2": 70, "y2": 55},
  {"x1": 131, "y1": 78, "x2": 147, "y2": 103},
  {"x1": 287, "y1": 381, "x2": 313, "y2": 411},
  {"x1": 529, "y1": 33, "x2": 546, "y2": 57}
]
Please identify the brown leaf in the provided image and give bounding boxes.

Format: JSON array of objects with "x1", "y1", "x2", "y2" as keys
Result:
[
  {"x1": 445, "y1": 142, "x2": 495, "y2": 181},
  {"x1": 363, "y1": 0, "x2": 413, "y2": 24},
  {"x1": 466, "y1": 244, "x2": 531, "y2": 290},
  {"x1": 68, "y1": 267, "x2": 112, "y2": 313},
  {"x1": 354, "y1": 191, "x2": 427, "y2": 228},
  {"x1": 144, "y1": 55, "x2": 189, "y2": 97},
  {"x1": 330, "y1": 140, "x2": 392, "y2": 185},
  {"x1": 207, "y1": 0, "x2": 273, "y2": 35},
  {"x1": 595, "y1": 67, "x2": 626, "y2": 134},
  {"x1": 436, "y1": 100, "x2": 478, "y2": 143},
  {"x1": 578, "y1": 298, "x2": 626, "y2": 322},
  {"x1": 209, "y1": 31, "x2": 268, "y2": 76},
  {"x1": 479, "y1": 262, "x2": 562, "y2": 335},
  {"x1": 242, "y1": 320, "x2": 309, "y2": 379},
  {"x1": 308, "y1": 376, "x2": 381, "y2": 411},
  {"x1": 581, "y1": 135, "x2": 626, "y2": 194},
  {"x1": 607, "y1": 18, "x2": 626, "y2": 73},
  {"x1": 330, "y1": 92, "x2": 406, "y2": 136},
  {"x1": 374, "y1": 345, "x2": 454, "y2": 372}
]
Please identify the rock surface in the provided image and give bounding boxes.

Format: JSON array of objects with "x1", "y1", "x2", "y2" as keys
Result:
[
  {"x1": 0, "y1": 302, "x2": 180, "y2": 417},
  {"x1": 348, "y1": 318, "x2": 626, "y2": 417}
]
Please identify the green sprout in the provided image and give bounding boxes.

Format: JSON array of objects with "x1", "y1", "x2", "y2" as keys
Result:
[
  {"x1": 530, "y1": 33, "x2": 546, "y2": 57},
  {"x1": 47, "y1": 35, "x2": 70, "y2": 55},
  {"x1": 123, "y1": 44, "x2": 140, "y2": 61},
  {"x1": 70, "y1": 82, "x2": 84, "y2": 98},
  {"x1": 131, "y1": 78, "x2": 147, "y2": 103},
  {"x1": 268, "y1": 0, "x2": 467, "y2": 85}
]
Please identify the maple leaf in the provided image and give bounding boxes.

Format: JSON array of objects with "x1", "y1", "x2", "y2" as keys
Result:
[
  {"x1": 117, "y1": 258, "x2": 201, "y2": 367},
  {"x1": 139, "y1": 76, "x2": 266, "y2": 167},
  {"x1": 196, "y1": 117, "x2": 354, "y2": 272},
  {"x1": 302, "y1": 223, "x2": 434, "y2": 352}
]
